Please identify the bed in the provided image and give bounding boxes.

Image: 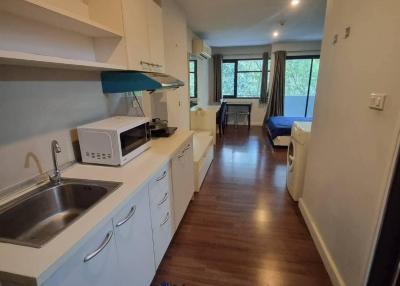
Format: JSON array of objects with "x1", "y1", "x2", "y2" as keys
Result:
[{"x1": 266, "y1": 116, "x2": 312, "y2": 147}]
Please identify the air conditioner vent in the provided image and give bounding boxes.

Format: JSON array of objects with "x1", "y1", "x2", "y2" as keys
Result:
[{"x1": 192, "y1": 38, "x2": 211, "y2": 60}]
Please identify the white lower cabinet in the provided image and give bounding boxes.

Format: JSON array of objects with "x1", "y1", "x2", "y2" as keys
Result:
[
  {"x1": 148, "y1": 164, "x2": 174, "y2": 268},
  {"x1": 152, "y1": 210, "x2": 173, "y2": 268},
  {"x1": 171, "y1": 139, "x2": 195, "y2": 228},
  {"x1": 42, "y1": 221, "x2": 120, "y2": 286},
  {"x1": 42, "y1": 140, "x2": 195, "y2": 286},
  {"x1": 113, "y1": 185, "x2": 155, "y2": 286}
]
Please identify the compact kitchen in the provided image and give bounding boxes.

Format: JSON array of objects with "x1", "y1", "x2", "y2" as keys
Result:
[
  {"x1": 0, "y1": 0, "x2": 198, "y2": 285},
  {"x1": 0, "y1": 129, "x2": 194, "y2": 286}
]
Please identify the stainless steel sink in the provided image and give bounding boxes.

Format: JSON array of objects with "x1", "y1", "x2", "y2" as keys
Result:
[{"x1": 0, "y1": 178, "x2": 122, "y2": 248}]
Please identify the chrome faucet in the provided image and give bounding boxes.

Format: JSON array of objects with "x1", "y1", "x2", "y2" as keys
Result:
[{"x1": 50, "y1": 140, "x2": 62, "y2": 184}]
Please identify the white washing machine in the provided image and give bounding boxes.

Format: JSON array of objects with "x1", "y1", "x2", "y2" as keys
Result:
[{"x1": 286, "y1": 121, "x2": 312, "y2": 201}]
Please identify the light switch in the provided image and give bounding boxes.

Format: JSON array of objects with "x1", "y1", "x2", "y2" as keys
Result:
[{"x1": 369, "y1": 93, "x2": 386, "y2": 111}]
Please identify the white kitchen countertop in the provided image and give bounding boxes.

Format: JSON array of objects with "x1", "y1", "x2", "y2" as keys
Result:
[{"x1": 0, "y1": 130, "x2": 193, "y2": 285}]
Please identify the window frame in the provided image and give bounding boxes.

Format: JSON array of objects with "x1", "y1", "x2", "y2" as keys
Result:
[
  {"x1": 285, "y1": 55, "x2": 320, "y2": 117},
  {"x1": 222, "y1": 58, "x2": 268, "y2": 99},
  {"x1": 189, "y1": 60, "x2": 198, "y2": 98}
]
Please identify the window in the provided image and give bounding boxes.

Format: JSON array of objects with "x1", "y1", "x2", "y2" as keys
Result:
[
  {"x1": 284, "y1": 56, "x2": 320, "y2": 117},
  {"x1": 222, "y1": 59, "x2": 268, "y2": 98},
  {"x1": 189, "y1": 60, "x2": 197, "y2": 98}
]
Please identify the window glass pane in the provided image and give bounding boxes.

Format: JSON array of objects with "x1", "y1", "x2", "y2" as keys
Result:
[
  {"x1": 237, "y1": 72, "x2": 262, "y2": 97},
  {"x1": 189, "y1": 73, "x2": 195, "y2": 97},
  {"x1": 306, "y1": 59, "x2": 320, "y2": 117},
  {"x1": 222, "y1": 62, "x2": 235, "y2": 96},
  {"x1": 284, "y1": 59, "x2": 312, "y2": 117},
  {"x1": 238, "y1": 60, "x2": 263, "y2": 71},
  {"x1": 189, "y1": 61, "x2": 195, "y2": 72}
]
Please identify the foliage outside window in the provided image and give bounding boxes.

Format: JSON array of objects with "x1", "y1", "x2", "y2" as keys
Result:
[
  {"x1": 189, "y1": 60, "x2": 197, "y2": 98},
  {"x1": 284, "y1": 56, "x2": 320, "y2": 117},
  {"x1": 222, "y1": 59, "x2": 269, "y2": 98}
]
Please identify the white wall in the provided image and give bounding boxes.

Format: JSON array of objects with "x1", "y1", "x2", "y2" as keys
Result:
[
  {"x1": 208, "y1": 42, "x2": 321, "y2": 126},
  {"x1": 187, "y1": 30, "x2": 211, "y2": 108},
  {"x1": 300, "y1": 0, "x2": 400, "y2": 285},
  {"x1": 163, "y1": 0, "x2": 190, "y2": 130},
  {"x1": 271, "y1": 41, "x2": 321, "y2": 55},
  {"x1": 0, "y1": 65, "x2": 130, "y2": 192}
]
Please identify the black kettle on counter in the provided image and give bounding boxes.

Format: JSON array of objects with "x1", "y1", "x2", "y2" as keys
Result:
[
  {"x1": 149, "y1": 118, "x2": 168, "y2": 132},
  {"x1": 149, "y1": 118, "x2": 177, "y2": 138}
]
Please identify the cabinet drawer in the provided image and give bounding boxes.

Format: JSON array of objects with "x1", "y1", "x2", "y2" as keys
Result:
[
  {"x1": 149, "y1": 164, "x2": 170, "y2": 202},
  {"x1": 152, "y1": 210, "x2": 173, "y2": 268},
  {"x1": 149, "y1": 180, "x2": 170, "y2": 207},
  {"x1": 150, "y1": 194, "x2": 171, "y2": 227}
]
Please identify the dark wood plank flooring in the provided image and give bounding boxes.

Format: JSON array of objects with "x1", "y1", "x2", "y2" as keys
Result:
[{"x1": 153, "y1": 126, "x2": 331, "y2": 286}]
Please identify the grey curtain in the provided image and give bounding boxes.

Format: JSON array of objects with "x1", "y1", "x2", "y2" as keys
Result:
[
  {"x1": 259, "y1": 52, "x2": 269, "y2": 104},
  {"x1": 213, "y1": 54, "x2": 223, "y2": 103},
  {"x1": 265, "y1": 51, "x2": 286, "y2": 120}
]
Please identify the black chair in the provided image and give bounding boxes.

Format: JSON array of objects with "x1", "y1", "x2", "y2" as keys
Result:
[{"x1": 216, "y1": 102, "x2": 227, "y2": 135}]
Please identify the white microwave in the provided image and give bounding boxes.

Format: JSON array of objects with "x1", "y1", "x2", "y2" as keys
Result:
[{"x1": 77, "y1": 116, "x2": 151, "y2": 166}]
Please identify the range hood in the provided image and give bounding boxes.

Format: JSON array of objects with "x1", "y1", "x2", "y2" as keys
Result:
[{"x1": 101, "y1": 71, "x2": 184, "y2": 93}]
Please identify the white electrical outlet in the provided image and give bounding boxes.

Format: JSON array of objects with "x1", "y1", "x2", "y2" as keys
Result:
[{"x1": 369, "y1": 93, "x2": 387, "y2": 111}]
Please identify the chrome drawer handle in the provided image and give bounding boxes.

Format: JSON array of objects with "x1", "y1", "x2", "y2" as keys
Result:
[
  {"x1": 183, "y1": 144, "x2": 191, "y2": 152},
  {"x1": 158, "y1": 193, "x2": 169, "y2": 206},
  {"x1": 83, "y1": 231, "x2": 113, "y2": 263},
  {"x1": 116, "y1": 206, "x2": 136, "y2": 227},
  {"x1": 160, "y1": 212, "x2": 170, "y2": 226},
  {"x1": 156, "y1": 170, "x2": 167, "y2": 181}
]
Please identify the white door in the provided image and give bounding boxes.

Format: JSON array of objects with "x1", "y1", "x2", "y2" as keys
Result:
[
  {"x1": 171, "y1": 140, "x2": 194, "y2": 228},
  {"x1": 114, "y1": 186, "x2": 156, "y2": 286},
  {"x1": 42, "y1": 221, "x2": 120, "y2": 286}
]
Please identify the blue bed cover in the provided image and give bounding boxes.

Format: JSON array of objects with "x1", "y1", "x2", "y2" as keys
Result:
[{"x1": 266, "y1": 116, "x2": 312, "y2": 139}]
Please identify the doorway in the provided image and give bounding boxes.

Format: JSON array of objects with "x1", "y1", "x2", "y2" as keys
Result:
[{"x1": 368, "y1": 149, "x2": 400, "y2": 286}]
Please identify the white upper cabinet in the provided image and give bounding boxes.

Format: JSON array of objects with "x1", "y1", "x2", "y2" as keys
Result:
[
  {"x1": 122, "y1": 0, "x2": 165, "y2": 71},
  {"x1": 146, "y1": 0, "x2": 165, "y2": 71},
  {"x1": 122, "y1": 0, "x2": 151, "y2": 71}
]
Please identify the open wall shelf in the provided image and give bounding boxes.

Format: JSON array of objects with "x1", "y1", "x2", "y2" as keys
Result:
[
  {"x1": 0, "y1": 50, "x2": 126, "y2": 71},
  {"x1": 0, "y1": 0, "x2": 123, "y2": 38}
]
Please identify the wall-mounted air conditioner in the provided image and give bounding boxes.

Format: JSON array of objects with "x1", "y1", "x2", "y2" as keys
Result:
[{"x1": 192, "y1": 38, "x2": 211, "y2": 60}]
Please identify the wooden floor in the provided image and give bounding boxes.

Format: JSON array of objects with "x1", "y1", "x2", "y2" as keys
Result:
[{"x1": 153, "y1": 126, "x2": 331, "y2": 286}]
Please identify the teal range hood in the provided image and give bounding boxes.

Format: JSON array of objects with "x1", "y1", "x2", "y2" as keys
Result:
[{"x1": 101, "y1": 71, "x2": 184, "y2": 93}]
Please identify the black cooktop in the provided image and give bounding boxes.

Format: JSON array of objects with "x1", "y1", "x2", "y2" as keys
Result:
[{"x1": 151, "y1": 127, "x2": 177, "y2": 138}]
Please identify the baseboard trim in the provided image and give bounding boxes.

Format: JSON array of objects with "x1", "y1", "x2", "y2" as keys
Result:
[{"x1": 299, "y1": 199, "x2": 346, "y2": 286}]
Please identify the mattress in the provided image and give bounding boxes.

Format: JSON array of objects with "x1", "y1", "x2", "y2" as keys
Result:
[{"x1": 266, "y1": 116, "x2": 312, "y2": 139}]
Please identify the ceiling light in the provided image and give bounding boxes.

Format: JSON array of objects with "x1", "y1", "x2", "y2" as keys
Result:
[
  {"x1": 273, "y1": 31, "x2": 279, "y2": 37},
  {"x1": 291, "y1": 0, "x2": 300, "y2": 6}
]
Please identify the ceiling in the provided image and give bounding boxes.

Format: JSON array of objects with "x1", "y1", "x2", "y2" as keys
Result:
[{"x1": 175, "y1": 0, "x2": 326, "y2": 47}]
